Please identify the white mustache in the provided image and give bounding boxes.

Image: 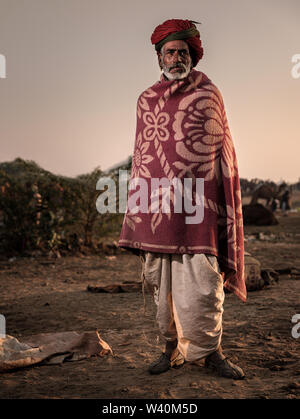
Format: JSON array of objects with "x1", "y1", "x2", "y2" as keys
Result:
[{"x1": 168, "y1": 63, "x2": 186, "y2": 71}]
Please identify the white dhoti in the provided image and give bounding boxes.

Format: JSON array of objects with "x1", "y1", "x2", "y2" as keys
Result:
[{"x1": 140, "y1": 252, "x2": 225, "y2": 362}]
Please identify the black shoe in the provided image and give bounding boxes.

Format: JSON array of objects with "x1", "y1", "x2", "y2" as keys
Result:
[
  {"x1": 148, "y1": 353, "x2": 171, "y2": 375},
  {"x1": 205, "y1": 351, "x2": 245, "y2": 380}
]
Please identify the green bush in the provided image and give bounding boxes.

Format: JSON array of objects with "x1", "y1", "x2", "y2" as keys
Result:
[{"x1": 0, "y1": 158, "x2": 129, "y2": 256}]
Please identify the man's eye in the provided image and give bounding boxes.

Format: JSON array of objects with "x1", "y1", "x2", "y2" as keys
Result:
[{"x1": 164, "y1": 49, "x2": 189, "y2": 58}]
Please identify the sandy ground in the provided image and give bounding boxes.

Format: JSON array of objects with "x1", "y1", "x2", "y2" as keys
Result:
[{"x1": 0, "y1": 212, "x2": 299, "y2": 399}]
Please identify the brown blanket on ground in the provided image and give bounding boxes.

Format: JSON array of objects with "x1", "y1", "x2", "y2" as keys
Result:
[
  {"x1": 0, "y1": 330, "x2": 112, "y2": 372},
  {"x1": 87, "y1": 282, "x2": 142, "y2": 293}
]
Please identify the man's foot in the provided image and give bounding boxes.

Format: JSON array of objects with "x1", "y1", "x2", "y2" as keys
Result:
[
  {"x1": 148, "y1": 353, "x2": 171, "y2": 375},
  {"x1": 205, "y1": 349, "x2": 245, "y2": 380},
  {"x1": 148, "y1": 339, "x2": 184, "y2": 375}
]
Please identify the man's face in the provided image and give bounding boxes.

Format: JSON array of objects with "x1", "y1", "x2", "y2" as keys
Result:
[{"x1": 158, "y1": 40, "x2": 192, "y2": 80}]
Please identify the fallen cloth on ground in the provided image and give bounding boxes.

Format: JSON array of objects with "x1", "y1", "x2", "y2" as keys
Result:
[
  {"x1": 87, "y1": 282, "x2": 142, "y2": 293},
  {"x1": 0, "y1": 330, "x2": 112, "y2": 372}
]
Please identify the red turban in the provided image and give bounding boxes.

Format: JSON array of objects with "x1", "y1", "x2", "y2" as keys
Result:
[{"x1": 151, "y1": 19, "x2": 204, "y2": 67}]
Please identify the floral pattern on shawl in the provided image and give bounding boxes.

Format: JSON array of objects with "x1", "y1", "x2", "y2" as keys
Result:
[{"x1": 119, "y1": 70, "x2": 246, "y2": 302}]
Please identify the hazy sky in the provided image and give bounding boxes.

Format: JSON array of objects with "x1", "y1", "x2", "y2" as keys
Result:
[{"x1": 0, "y1": 0, "x2": 299, "y2": 182}]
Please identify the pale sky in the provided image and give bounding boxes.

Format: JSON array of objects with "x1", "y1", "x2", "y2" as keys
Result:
[{"x1": 0, "y1": 0, "x2": 299, "y2": 182}]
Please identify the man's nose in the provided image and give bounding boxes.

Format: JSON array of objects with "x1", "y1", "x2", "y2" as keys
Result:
[{"x1": 172, "y1": 50, "x2": 183, "y2": 62}]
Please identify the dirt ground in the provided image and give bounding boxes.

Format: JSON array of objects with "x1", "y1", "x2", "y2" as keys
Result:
[{"x1": 0, "y1": 211, "x2": 299, "y2": 399}]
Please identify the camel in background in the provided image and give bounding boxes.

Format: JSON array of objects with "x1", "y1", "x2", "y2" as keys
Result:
[{"x1": 250, "y1": 182, "x2": 287, "y2": 207}]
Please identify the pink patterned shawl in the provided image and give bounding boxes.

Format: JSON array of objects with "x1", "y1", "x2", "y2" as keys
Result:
[{"x1": 119, "y1": 69, "x2": 246, "y2": 302}]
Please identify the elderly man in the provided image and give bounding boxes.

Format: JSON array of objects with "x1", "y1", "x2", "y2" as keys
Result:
[{"x1": 119, "y1": 19, "x2": 246, "y2": 379}]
